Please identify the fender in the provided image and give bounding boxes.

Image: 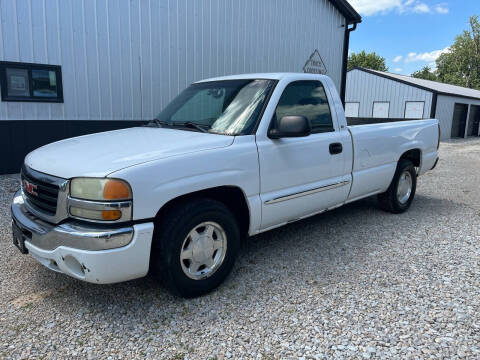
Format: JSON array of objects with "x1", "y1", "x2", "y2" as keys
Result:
[{"x1": 109, "y1": 136, "x2": 263, "y2": 234}]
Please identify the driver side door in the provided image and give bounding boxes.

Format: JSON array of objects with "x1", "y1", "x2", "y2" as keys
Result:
[{"x1": 256, "y1": 80, "x2": 351, "y2": 230}]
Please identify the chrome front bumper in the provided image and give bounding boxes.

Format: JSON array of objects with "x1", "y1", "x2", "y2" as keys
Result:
[
  {"x1": 11, "y1": 190, "x2": 154, "y2": 284},
  {"x1": 11, "y1": 190, "x2": 133, "y2": 251}
]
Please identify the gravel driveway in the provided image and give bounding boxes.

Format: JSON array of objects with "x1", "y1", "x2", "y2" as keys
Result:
[{"x1": 1, "y1": 139, "x2": 480, "y2": 359}]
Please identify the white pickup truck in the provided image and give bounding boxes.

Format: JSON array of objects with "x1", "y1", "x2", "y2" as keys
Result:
[{"x1": 11, "y1": 73, "x2": 440, "y2": 297}]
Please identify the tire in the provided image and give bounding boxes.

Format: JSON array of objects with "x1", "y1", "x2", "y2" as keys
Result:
[
  {"x1": 151, "y1": 198, "x2": 240, "y2": 298},
  {"x1": 378, "y1": 159, "x2": 417, "y2": 214}
]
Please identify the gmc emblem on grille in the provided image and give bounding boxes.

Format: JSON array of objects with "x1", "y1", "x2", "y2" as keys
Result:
[{"x1": 23, "y1": 180, "x2": 38, "y2": 196}]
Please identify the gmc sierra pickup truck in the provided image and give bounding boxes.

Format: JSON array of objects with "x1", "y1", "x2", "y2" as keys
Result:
[{"x1": 11, "y1": 73, "x2": 440, "y2": 297}]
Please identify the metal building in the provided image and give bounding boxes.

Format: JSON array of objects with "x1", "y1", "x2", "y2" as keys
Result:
[
  {"x1": 346, "y1": 67, "x2": 480, "y2": 140},
  {"x1": 0, "y1": 0, "x2": 361, "y2": 174}
]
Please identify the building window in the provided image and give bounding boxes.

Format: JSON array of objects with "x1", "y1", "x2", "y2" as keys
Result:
[
  {"x1": 345, "y1": 102, "x2": 360, "y2": 118},
  {"x1": 404, "y1": 101, "x2": 425, "y2": 119},
  {"x1": 372, "y1": 102, "x2": 390, "y2": 118},
  {"x1": 0, "y1": 61, "x2": 63, "y2": 103}
]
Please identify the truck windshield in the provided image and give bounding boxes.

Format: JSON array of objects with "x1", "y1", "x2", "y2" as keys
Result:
[{"x1": 154, "y1": 79, "x2": 275, "y2": 135}]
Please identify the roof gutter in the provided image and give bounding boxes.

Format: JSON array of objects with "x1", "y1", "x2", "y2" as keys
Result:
[
  {"x1": 330, "y1": 0, "x2": 362, "y2": 24},
  {"x1": 340, "y1": 22, "x2": 359, "y2": 104}
]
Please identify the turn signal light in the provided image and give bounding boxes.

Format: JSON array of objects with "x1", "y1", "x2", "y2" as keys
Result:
[
  {"x1": 437, "y1": 123, "x2": 441, "y2": 149},
  {"x1": 102, "y1": 210, "x2": 122, "y2": 221},
  {"x1": 104, "y1": 180, "x2": 132, "y2": 200},
  {"x1": 70, "y1": 207, "x2": 122, "y2": 221}
]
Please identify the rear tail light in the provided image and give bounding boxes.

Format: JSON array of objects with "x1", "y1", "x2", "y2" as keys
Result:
[{"x1": 437, "y1": 123, "x2": 441, "y2": 149}]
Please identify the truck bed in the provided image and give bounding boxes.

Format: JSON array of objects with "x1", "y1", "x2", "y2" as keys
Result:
[{"x1": 346, "y1": 119, "x2": 439, "y2": 201}]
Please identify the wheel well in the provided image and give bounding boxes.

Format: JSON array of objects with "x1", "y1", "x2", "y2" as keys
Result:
[
  {"x1": 154, "y1": 186, "x2": 250, "y2": 239},
  {"x1": 400, "y1": 149, "x2": 421, "y2": 167}
]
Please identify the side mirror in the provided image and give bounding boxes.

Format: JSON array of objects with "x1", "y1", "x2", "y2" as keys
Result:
[{"x1": 268, "y1": 116, "x2": 311, "y2": 139}]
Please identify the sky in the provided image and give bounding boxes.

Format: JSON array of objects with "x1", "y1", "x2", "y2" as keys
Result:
[{"x1": 348, "y1": 0, "x2": 479, "y2": 75}]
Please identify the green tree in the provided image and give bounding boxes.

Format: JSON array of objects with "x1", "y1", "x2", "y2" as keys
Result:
[
  {"x1": 347, "y1": 51, "x2": 388, "y2": 72},
  {"x1": 411, "y1": 66, "x2": 438, "y2": 81},
  {"x1": 436, "y1": 15, "x2": 480, "y2": 89}
]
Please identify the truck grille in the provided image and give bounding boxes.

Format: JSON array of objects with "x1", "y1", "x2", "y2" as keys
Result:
[{"x1": 21, "y1": 167, "x2": 60, "y2": 216}]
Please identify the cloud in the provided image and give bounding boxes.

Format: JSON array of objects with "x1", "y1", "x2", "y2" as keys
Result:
[
  {"x1": 413, "y1": 3, "x2": 430, "y2": 13},
  {"x1": 394, "y1": 68, "x2": 403, "y2": 73},
  {"x1": 393, "y1": 56, "x2": 403, "y2": 63},
  {"x1": 434, "y1": 4, "x2": 449, "y2": 14},
  {"x1": 405, "y1": 47, "x2": 450, "y2": 62},
  {"x1": 350, "y1": 0, "x2": 449, "y2": 16},
  {"x1": 349, "y1": 0, "x2": 402, "y2": 16}
]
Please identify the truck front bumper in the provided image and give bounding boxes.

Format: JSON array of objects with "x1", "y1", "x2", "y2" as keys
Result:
[{"x1": 11, "y1": 190, "x2": 154, "y2": 284}]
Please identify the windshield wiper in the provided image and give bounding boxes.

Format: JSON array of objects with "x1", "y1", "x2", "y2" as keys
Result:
[
  {"x1": 181, "y1": 122, "x2": 210, "y2": 133},
  {"x1": 146, "y1": 119, "x2": 210, "y2": 133},
  {"x1": 165, "y1": 121, "x2": 210, "y2": 133},
  {"x1": 145, "y1": 118, "x2": 169, "y2": 128}
]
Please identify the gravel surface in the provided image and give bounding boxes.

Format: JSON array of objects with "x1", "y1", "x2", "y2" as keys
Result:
[{"x1": 1, "y1": 139, "x2": 480, "y2": 359}]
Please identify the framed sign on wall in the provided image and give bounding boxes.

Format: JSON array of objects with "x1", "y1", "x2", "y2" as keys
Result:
[
  {"x1": 372, "y1": 102, "x2": 390, "y2": 118},
  {"x1": 345, "y1": 102, "x2": 360, "y2": 117},
  {"x1": 404, "y1": 101, "x2": 425, "y2": 119}
]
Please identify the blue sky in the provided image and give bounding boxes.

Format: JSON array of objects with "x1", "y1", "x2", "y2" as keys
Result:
[{"x1": 349, "y1": 0, "x2": 479, "y2": 75}]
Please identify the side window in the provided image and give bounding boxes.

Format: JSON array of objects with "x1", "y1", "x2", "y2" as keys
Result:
[
  {"x1": 171, "y1": 88, "x2": 226, "y2": 125},
  {"x1": 275, "y1": 81, "x2": 334, "y2": 133}
]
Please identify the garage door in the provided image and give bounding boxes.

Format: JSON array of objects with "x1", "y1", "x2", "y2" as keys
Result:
[
  {"x1": 467, "y1": 105, "x2": 480, "y2": 137},
  {"x1": 451, "y1": 103, "x2": 468, "y2": 138}
]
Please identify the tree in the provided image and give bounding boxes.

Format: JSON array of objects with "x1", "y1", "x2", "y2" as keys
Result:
[
  {"x1": 348, "y1": 51, "x2": 388, "y2": 72},
  {"x1": 436, "y1": 15, "x2": 480, "y2": 89},
  {"x1": 412, "y1": 66, "x2": 438, "y2": 81}
]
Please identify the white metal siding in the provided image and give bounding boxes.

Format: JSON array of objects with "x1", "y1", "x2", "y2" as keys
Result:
[
  {"x1": 346, "y1": 69, "x2": 433, "y2": 119},
  {"x1": 0, "y1": 0, "x2": 347, "y2": 120},
  {"x1": 435, "y1": 95, "x2": 480, "y2": 139}
]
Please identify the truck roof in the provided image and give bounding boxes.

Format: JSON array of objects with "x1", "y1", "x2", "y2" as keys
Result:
[{"x1": 195, "y1": 73, "x2": 329, "y2": 83}]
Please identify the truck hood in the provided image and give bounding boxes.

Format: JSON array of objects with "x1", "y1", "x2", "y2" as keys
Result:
[{"x1": 25, "y1": 127, "x2": 234, "y2": 179}]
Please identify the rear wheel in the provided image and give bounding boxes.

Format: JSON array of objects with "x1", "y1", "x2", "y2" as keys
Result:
[
  {"x1": 378, "y1": 159, "x2": 417, "y2": 214},
  {"x1": 151, "y1": 199, "x2": 240, "y2": 298}
]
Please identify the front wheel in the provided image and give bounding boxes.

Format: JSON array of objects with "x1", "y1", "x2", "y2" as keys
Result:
[
  {"x1": 151, "y1": 199, "x2": 240, "y2": 298},
  {"x1": 378, "y1": 159, "x2": 417, "y2": 214}
]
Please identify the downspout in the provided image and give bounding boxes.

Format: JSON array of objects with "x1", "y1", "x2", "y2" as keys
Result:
[
  {"x1": 340, "y1": 22, "x2": 358, "y2": 105},
  {"x1": 430, "y1": 91, "x2": 438, "y2": 118}
]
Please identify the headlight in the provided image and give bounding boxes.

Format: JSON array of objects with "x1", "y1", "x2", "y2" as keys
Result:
[
  {"x1": 70, "y1": 178, "x2": 132, "y2": 201},
  {"x1": 69, "y1": 178, "x2": 132, "y2": 223}
]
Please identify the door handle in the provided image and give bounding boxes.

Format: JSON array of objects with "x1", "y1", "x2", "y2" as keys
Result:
[{"x1": 329, "y1": 142, "x2": 343, "y2": 155}]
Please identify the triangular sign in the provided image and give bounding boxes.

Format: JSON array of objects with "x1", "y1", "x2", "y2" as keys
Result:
[{"x1": 303, "y1": 50, "x2": 328, "y2": 75}]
